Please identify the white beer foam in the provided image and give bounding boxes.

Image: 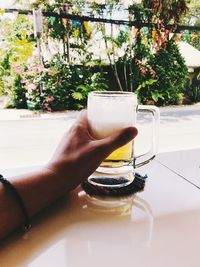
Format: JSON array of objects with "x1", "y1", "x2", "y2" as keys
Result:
[{"x1": 88, "y1": 93, "x2": 137, "y2": 138}]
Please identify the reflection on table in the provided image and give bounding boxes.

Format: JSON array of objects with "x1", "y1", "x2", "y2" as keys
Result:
[{"x1": 1, "y1": 157, "x2": 200, "y2": 267}]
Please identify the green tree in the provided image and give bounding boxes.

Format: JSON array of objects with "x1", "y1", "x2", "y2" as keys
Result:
[
  {"x1": 183, "y1": 0, "x2": 200, "y2": 50},
  {"x1": 136, "y1": 40, "x2": 188, "y2": 105},
  {"x1": 0, "y1": 15, "x2": 35, "y2": 107}
]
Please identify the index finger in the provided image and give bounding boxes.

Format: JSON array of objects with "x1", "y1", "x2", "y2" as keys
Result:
[{"x1": 76, "y1": 109, "x2": 89, "y2": 128}]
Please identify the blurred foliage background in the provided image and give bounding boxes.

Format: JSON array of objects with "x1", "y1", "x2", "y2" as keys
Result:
[{"x1": 0, "y1": 0, "x2": 199, "y2": 111}]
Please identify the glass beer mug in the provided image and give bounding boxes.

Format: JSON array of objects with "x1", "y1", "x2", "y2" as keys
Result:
[{"x1": 87, "y1": 91, "x2": 160, "y2": 188}]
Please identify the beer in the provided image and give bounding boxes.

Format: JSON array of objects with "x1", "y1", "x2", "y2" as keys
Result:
[
  {"x1": 87, "y1": 91, "x2": 160, "y2": 188},
  {"x1": 106, "y1": 141, "x2": 133, "y2": 161},
  {"x1": 88, "y1": 92, "x2": 136, "y2": 172},
  {"x1": 102, "y1": 142, "x2": 134, "y2": 168}
]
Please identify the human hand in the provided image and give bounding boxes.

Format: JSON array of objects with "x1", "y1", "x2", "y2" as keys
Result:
[
  {"x1": 0, "y1": 110, "x2": 138, "y2": 240},
  {"x1": 46, "y1": 110, "x2": 138, "y2": 190}
]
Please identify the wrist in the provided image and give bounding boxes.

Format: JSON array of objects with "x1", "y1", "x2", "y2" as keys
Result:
[{"x1": 45, "y1": 160, "x2": 76, "y2": 191}]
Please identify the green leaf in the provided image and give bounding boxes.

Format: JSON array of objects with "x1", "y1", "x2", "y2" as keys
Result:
[
  {"x1": 136, "y1": 79, "x2": 157, "y2": 91},
  {"x1": 76, "y1": 85, "x2": 90, "y2": 92},
  {"x1": 151, "y1": 91, "x2": 164, "y2": 102},
  {"x1": 71, "y1": 92, "x2": 84, "y2": 100},
  {"x1": 49, "y1": 16, "x2": 56, "y2": 26}
]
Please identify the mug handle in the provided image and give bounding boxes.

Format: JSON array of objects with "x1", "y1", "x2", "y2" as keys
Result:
[{"x1": 134, "y1": 105, "x2": 160, "y2": 168}]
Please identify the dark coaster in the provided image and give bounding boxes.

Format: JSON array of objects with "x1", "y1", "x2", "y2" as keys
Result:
[{"x1": 81, "y1": 172, "x2": 148, "y2": 197}]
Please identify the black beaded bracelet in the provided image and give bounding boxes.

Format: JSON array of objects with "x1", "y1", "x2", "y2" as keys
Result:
[{"x1": 0, "y1": 174, "x2": 31, "y2": 230}]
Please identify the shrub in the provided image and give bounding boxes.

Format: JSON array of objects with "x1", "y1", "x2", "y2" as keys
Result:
[
  {"x1": 136, "y1": 41, "x2": 188, "y2": 106},
  {"x1": 184, "y1": 74, "x2": 200, "y2": 103},
  {"x1": 23, "y1": 56, "x2": 108, "y2": 111},
  {"x1": 10, "y1": 75, "x2": 27, "y2": 109}
]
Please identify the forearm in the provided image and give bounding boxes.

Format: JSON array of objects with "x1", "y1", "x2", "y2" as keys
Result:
[
  {"x1": 0, "y1": 167, "x2": 69, "y2": 240},
  {"x1": 0, "y1": 111, "x2": 137, "y2": 240}
]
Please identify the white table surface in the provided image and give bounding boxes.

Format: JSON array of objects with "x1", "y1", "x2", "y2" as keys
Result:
[
  {"x1": 0, "y1": 155, "x2": 200, "y2": 267},
  {"x1": 156, "y1": 148, "x2": 200, "y2": 188}
]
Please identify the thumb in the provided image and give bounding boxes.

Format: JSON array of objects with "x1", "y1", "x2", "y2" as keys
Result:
[{"x1": 96, "y1": 126, "x2": 138, "y2": 157}]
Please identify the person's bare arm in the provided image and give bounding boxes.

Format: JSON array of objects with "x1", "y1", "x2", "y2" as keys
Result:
[{"x1": 0, "y1": 111, "x2": 138, "y2": 240}]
